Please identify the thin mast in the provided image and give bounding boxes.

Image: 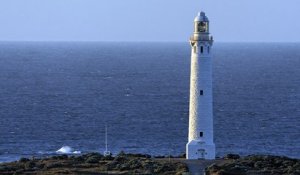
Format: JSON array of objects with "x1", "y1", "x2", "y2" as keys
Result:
[
  {"x1": 105, "y1": 124, "x2": 108, "y2": 152},
  {"x1": 104, "y1": 124, "x2": 111, "y2": 156}
]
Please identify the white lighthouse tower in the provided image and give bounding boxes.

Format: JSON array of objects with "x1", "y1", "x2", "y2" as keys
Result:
[{"x1": 186, "y1": 12, "x2": 215, "y2": 160}]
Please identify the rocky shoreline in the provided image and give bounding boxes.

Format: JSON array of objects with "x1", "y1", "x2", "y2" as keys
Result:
[
  {"x1": 0, "y1": 152, "x2": 188, "y2": 175},
  {"x1": 0, "y1": 153, "x2": 299, "y2": 175},
  {"x1": 206, "y1": 154, "x2": 300, "y2": 175}
]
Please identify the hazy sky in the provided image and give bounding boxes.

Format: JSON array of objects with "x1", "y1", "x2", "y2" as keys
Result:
[{"x1": 0, "y1": 0, "x2": 299, "y2": 42}]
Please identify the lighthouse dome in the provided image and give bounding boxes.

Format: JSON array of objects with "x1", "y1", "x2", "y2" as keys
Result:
[{"x1": 194, "y1": 12, "x2": 209, "y2": 22}]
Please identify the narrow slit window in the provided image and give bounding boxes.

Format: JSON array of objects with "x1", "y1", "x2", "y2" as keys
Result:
[
  {"x1": 194, "y1": 46, "x2": 197, "y2": 53},
  {"x1": 200, "y1": 132, "x2": 203, "y2": 137},
  {"x1": 208, "y1": 46, "x2": 210, "y2": 53},
  {"x1": 200, "y1": 90, "x2": 204, "y2": 95},
  {"x1": 200, "y1": 46, "x2": 203, "y2": 53}
]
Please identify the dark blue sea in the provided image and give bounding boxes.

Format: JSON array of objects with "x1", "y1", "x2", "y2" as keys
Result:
[{"x1": 0, "y1": 42, "x2": 299, "y2": 162}]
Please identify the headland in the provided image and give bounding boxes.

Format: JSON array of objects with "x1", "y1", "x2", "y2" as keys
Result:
[{"x1": 0, "y1": 152, "x2": 299, "y2": 175}]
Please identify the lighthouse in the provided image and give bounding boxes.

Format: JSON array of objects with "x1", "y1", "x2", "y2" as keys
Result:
[{"x1": 186, "y1": 12, "x2": 215, "y2": 160}]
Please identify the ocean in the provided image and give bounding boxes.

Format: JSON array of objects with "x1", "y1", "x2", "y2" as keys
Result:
[{"x1": 0, "y1": 42, "x2": 299, "y2": 162}]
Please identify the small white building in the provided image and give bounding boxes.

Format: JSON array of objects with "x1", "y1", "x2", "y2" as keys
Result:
[{"x1": 186, "y1": 12, "x2": 216, "y2": 160}]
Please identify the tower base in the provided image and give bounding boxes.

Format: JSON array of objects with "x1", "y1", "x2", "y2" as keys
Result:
[{"x1": 186, "y1": 140, "x2": 215, "y2": 160}]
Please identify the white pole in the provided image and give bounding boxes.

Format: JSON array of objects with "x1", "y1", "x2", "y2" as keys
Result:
[{"x1": 105, "y1": 124, "x2": 108, "y2": 152}]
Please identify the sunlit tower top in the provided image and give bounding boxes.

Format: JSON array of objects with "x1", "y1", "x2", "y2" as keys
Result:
[{"x1": 190, "y1": 12, "x2": 213, "y2": 44}]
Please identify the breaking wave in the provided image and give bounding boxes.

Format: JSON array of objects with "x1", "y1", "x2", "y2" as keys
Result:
[{"x1": 56, "y1": 146, "x2": 81, "y2": 154}]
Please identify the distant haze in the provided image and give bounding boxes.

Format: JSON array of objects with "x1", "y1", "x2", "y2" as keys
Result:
[{"x1": 0, "y1": 0, "x2": 299, "y2": 42}]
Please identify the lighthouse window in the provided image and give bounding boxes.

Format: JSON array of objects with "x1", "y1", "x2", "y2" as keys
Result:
[
  {"x1": 208, "y1": 46, "x2": 210, "y2": 53},
  {"x1": 194, "y1": 46, "x2": 197, "y2": 53},
  {"x1": 200, "y1": 132, "x2": 204, "y2": 137},
  {"x1": 200, "y1": 90, "x2": 204, "y2": 95},
  {"x1": 200, "y1": 46, "x2": 204, "y2": 53}
]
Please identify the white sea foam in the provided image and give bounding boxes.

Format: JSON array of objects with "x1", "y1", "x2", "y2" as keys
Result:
[
  {"x1": 56, "y1": 146, "x2": 81, "y2": 154},
  {"x1": 73, "y1": 151, "x2": 81, "y2": 154}
]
